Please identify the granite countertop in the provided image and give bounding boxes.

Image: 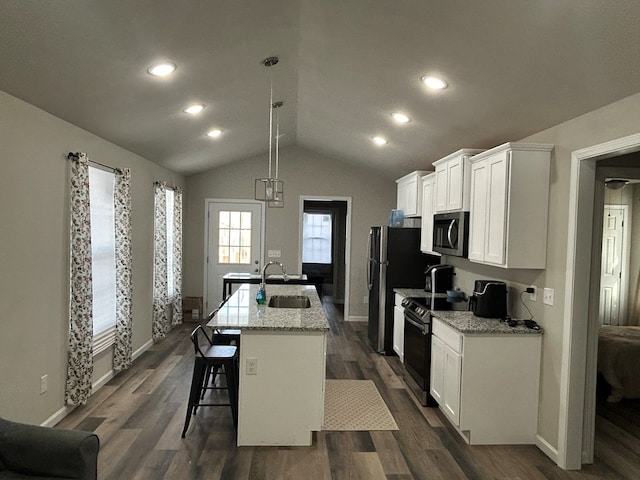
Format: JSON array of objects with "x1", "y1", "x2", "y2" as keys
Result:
[
  {"x1": 206, "y1": 283, "x2": 329, "y2": 332},
  {"x1": 431, "y1": 310, "x2": 543, "y2": 335},
  {"x1": 394, "y1": 288, "x2": 449, "y2": 299}
]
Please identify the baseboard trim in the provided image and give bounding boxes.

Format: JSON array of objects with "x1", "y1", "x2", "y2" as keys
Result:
[
  {"x1": 536, "y1": 434, "x2": 559, "y2": 465},
  {"x1": 346, "y1": 315, "x2": 367, "y2": 322},
  {"x1": 42, "y1": 337, "x2": 155, "y2": 428},
  {"x1": 42, "y1": 405, "x2": 76, "y2": 427}
]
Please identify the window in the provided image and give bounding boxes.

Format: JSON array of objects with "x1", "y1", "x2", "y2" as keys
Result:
[
  {"x1": 218, "y1": 210, "x2": 252, "y2": 264},
  {"x1": 166, "y1": 188, "x2": 175, "y2": 299},
  {"x1": 302, "y1": 213, "x2": 332, "y2": 264},
  {"x1": 88, "y1": 166, "x2": 116, "y2": 354}
]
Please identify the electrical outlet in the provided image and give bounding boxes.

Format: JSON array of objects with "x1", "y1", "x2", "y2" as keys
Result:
[
  {"x1": 543, "y1": 287, "x2": 554, "y2": 306},
  {"x1": 40, "y1": 374, "x2": 48, "y2": 394},
  {"x1": 529, "y1": 285, "x2": 537, "y2": 302},
  {"x1": 363, "y1": 295, "x2": 368, "y2": 304},
  {"x1": 246, "y1": 357, "x2": 258, "y2": 375}
]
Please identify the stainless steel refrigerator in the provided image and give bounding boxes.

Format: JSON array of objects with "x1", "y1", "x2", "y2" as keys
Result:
[{"x1": 367, "y1": 226, "x2": 438, "y2": 355}]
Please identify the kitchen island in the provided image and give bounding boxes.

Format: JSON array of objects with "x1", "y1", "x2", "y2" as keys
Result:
[{"x1": 207, "y1": 283, "x2": 329, "y2": 446}]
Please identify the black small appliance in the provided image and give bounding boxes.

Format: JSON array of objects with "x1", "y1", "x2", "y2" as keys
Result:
[
  {"x1": 468, "y1": 280, "x2": 508, "y2": 318},
  {"x1": 424, "y1": 264, "x2": 454, "y2": 293}
]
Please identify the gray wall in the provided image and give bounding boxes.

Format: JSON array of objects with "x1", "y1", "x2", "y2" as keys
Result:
[
  {"x1": 0, "y1": 90, "x2": 184, "y2": 424},
  {"x1": 183, "y1": 145, "x2": 397, "y2": 319},
  {"x1": 442, "y1": 92, "x2": 640, "y2": 453}
]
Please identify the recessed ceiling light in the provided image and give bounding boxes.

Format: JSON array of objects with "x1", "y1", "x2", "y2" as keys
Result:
[
  {"x1": 391, "y1": 113, "x2": 410, "y2": 124},
  {"x1": 373, "y1": 136, "x2": 388, "y2": 146},
  {"x1": 147, "y1": 62, "x2": 176, "y2": 77},
  {"x1": 184, "y1": 104, "x2": 204, "y2": 114},
  {"x1": 421, "y1": 76, "x2": 448, "y2": 90},
  {"x1": 207, "y1": 129, "x2": 222, "y2": 138}
]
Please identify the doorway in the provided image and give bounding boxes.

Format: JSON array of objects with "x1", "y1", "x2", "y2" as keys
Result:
[
  {"x1": 299, "y1": 197, "x2": 350, "y2": 309},
  {"x1": 561, "y1": 133, "x2": 640, "y2": 469},
  {"x1": 203, "y1": 199, "x2": 264, "y2": 314}
]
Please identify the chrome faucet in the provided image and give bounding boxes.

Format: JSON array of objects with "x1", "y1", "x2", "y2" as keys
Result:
[{"x1": 260, "y1": 261, "x2": 288, "y2": 291}]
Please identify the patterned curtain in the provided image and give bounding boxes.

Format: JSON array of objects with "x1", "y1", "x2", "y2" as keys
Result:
[
  {"x1": 171, "y1": 187, "x2": 183, "y2": 326},
  {"x1": 152, "y1": 182, "x2": 168, "y2": 341},
  {"x1": 113, "y1": 168, "x2": 133, "y2": 371},
  {"x1": 66, "y1": 153, "x2": 94, "y2": 406}
]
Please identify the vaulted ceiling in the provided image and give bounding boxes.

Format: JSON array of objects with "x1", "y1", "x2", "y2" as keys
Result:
[{"x1": 0, "y1": 1, "x2": 638, "y2": 177}]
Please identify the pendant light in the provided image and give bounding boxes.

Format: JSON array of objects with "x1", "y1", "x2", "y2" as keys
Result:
[{"x1": 255, "y1": 56, "x2": 285, "y2": 208}]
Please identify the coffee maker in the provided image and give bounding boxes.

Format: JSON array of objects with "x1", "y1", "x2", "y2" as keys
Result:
[
  {"x1": 424, "y1": 264, "x2": 454, "y2": 293},
  {"x1": 468, "y1": 280, "x2": 508, "y2": 318}
]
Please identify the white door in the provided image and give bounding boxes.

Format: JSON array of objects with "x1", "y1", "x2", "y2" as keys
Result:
[
  {"x1": 442, "y1": 345, "x2": 461, "y2": 426},
  {"x1": 484, "y1": 151, "x2": 508, "y2": 265},
  {"x1": 430, "y1": 335, "x2": 445, "y2": 404},
  {"x1": 468, "y1": 160, "x2": 488, "y2": 262},
  {"x1": 205, "y1": 200, "x2": 264, "y2": 314},
  {"x1": 447, "y1": 157, "x2": 464, "y2": 211},
  {"x1": 599, "y1": 205, "x2": 625, "y2": 326}
]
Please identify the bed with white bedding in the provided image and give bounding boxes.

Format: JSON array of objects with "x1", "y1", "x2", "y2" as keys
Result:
[{"x1": 598, "y1": 325, "x2": 640, "y2": 402}]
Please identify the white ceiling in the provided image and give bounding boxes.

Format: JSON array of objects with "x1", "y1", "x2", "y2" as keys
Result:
[{"x1": 0, "y1": 0, "x2": 638, "y2": 177}]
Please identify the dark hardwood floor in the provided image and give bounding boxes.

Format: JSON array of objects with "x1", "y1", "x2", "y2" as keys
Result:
[{"x1": 57, "y1": 297, "x2": 638, "y2": 479}]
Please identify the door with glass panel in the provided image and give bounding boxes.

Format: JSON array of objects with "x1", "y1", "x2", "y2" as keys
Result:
[{"x1": 205, "y1": 200, "x2": 264, "y2": 314}]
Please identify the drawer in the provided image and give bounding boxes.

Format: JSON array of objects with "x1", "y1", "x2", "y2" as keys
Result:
[{"x1": 432, "y1": 318, "x2": 463, "y2": 354}]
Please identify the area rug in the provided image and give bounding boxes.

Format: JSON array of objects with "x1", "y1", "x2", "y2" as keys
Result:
[{"x1": 322, "y1": 379, "x2": 398, "y2": 431}]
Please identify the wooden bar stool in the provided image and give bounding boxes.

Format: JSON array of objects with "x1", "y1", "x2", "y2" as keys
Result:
[{"x1": 181, "y1": 325, "x2": 238, "y2": 438}]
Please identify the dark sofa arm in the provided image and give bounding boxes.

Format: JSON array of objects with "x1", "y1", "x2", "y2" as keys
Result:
[{"x1": 0, "y1": 417, "x2": 99, "y2": 480}]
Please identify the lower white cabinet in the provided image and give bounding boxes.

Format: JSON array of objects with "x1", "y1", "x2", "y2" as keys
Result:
[
  {"x1": 393, "y1": 293, "x2": 405, "y2": 360},
  {"x1": 430, "y1": 317, "x2": 541, "y2": 445}
]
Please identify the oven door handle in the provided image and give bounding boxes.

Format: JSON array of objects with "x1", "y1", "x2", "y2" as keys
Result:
[{"x1": 405, "y1": 314, "x2": 429, "y2": 335}]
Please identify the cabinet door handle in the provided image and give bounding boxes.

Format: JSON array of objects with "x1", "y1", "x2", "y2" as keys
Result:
[{"x1": 447, "y1": 219, "x2": 457, "y2": 248}]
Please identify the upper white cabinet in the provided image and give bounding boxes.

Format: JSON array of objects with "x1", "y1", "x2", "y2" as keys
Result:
[
  {"x1": 468, "y1": 142, "x2": 553, "y2": 268},
  {"x1": 396, "y1": 170, "x2": 430, "y2": 217},
  {"x1": 420, "y1": 173, "x2": 440, "y2": 255},
  {"x1": 433, "y1": 149, "x2": 485, "y2": 213}
]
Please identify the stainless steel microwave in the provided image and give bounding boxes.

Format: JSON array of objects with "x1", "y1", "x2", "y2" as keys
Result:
[{"x1": 432, "y1": 211, "x2": 469, "y2": 257}]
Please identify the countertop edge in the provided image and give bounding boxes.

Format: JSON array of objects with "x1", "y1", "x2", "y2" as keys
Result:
[{"x1": 431, "y1": 310, "x2": 544, "y2": 335}]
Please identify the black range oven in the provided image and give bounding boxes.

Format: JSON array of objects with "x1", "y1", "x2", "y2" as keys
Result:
[{"x1": 403, "y1": 295, "x2": 450, "y2": 407}]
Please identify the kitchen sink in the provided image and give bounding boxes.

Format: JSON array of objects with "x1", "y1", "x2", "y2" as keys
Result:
[{"x1": 268, "y1": 295, "x2": 311, "y2": 308}]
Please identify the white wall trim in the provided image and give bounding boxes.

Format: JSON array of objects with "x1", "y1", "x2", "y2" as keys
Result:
[
  {"x1": 559, "y1": 132, "x2": 640, "y2": 469},
  {"x1": 298, "y1": 195, "x2": 353, "y2": 318},
  {"x1": 536, "y1": 434, "x2": 559, "y2": 464},
  {"x1": 346, "y1": 315, "x2": 367, "y2": 322},
  {"x1": 41, "y1": 337, "x2": 154, "y2": 428}
]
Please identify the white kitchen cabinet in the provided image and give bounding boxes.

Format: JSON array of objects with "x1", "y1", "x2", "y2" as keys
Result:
[
  {"x1": 419, "y1": 173, "x2": 440, "y2": 255},
  {"x1": 393, "y1": 293, "x2": 405, "y2": 360},
  {"x1": 433, "y1": 149, "x2": 484, "y2": 213},
  {"x1": 396, "y1": 170, "x2": 430, "y2": 217},
  {"x1": 468, "y1": 142, "x2": 553, "y2": 268},
  {"x1": 430, "y1": 317, "x2": 542, "y2": 445}
]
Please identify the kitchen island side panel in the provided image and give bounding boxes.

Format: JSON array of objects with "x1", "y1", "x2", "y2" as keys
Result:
[{"x1": 237, "y1": 330, "x2": 327, "y2": 446}]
